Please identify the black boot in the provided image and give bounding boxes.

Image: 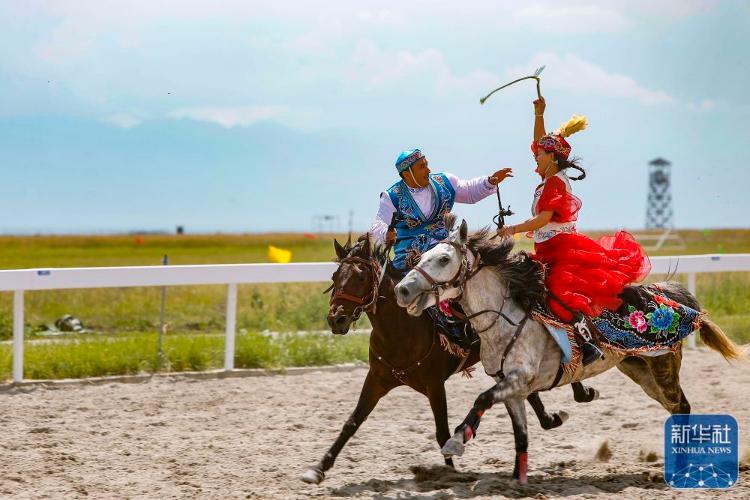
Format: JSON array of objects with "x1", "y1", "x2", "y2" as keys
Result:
[
  {"x1": 572, "y1": 313, "x2": 604, "y2": 366},
  {"x1": 427, "y1": 305, "x2": 474, "y2": 350}
]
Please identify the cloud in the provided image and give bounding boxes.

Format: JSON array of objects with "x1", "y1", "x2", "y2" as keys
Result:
[
  {"x1": 344, "y1": 44, "x2": 672, "y2": 106},
  {"x1": 103, "y1": 113, "x2": 142, "y2": 128},
  {"x1": 504, "y1": 0, "x2": 717, "y2": 33},
  {"x1": 623, "y1": 0, "x2": 717, "y2": 20},
  {"x1": 345, "y1": 41, "x2": 501, "y2": 96},
  {"x1": 506, "y1": 4, "x2": 631, "y2": 34},
  {"x1": 346, "y1": 40, "x2": 447, "y2": 90},
  {"x1": 0, "y1": 0, "x2": 718, "y2": 129},
  {"x1": 356, "y1": 9, "x2": 405, "y2": 27},
  {"x1": 506, "y1": 52, "x2": 673, "y2": 105},
  {"x1": 688, "y1": 99, "x2": 717, "y2": 111},
  {"x1": 167, "y1": 106, "x2": 280, "y2": 128}
]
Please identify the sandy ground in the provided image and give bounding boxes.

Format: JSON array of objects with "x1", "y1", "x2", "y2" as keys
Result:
[{"x1": 1, "y1": 346, "x2": 748, "y2": 499}]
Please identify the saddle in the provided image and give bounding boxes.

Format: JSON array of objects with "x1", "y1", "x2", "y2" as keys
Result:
[{"x1": 540, "y1": 284, "x2": 702, "y2": 363}]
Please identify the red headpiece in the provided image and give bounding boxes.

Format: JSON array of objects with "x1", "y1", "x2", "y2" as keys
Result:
[
  {"x1": 530, "y1": 115, "x2": 587, "y2": 161},
  {"x1": 531, "y1": 133, "x2": 571, "y2": 160}
]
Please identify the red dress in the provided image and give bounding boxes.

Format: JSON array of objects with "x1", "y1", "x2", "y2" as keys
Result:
[{"x1": 532, "y1": 173, "x2": 651, "y2": 322}]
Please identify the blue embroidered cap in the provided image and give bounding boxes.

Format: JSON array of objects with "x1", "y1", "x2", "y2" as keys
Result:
[{"x1": 395, "y1": 149, "x2": 424, "y2": 174}]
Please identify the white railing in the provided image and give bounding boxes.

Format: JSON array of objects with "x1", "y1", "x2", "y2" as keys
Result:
[{"x1": 2, "y1": 254, "x2": 749, "y2": 383}]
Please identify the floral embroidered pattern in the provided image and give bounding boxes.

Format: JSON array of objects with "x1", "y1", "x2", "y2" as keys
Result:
[
  {"x1": 626, "y1": 303, "x2": 680, "y2": 336},
  {"x1": 533, "y1": 133, "x2": 571, "y2": 159},
  {"x1": 387, "y1": 173, "x2": 455, "y2": 269},
  {"x1": 534, "y1": 224, "x2": 576, "y2": 243},
  {"x1": 438, "y1": 300, "x2": 453, "y2": 317},
  {"x1": 627, "y1": 309, "x2": 648, "y2": 333},
  {"x1": 592, "y1": 290, "x2": 702, "y2": 352},
  {"x1": 396, "y1": 150, "x2": 424, "y2": 173},
  {"x1": 647, "y1": 304, "x2": 679, "y2": 334}
]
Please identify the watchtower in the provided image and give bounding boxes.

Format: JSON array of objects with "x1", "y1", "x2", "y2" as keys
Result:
[{"x1": 645, "y1": 157, "x2": 673, "y2": 229}]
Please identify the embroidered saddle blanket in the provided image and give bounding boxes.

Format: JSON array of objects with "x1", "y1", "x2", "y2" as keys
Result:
[
  {"x1": 534, "y1": 285, "x2": 703, "y2": 373},
  {"x1": 592, "y1": 286, "x2": 702, "y2": 353}
]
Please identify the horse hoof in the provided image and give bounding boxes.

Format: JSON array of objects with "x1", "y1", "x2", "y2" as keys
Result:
[
  {"x1": 589, "y1": 389, "x2": 600, "y2": 401},
  {"x1": 301, "y1": 468, "x2": 325, "y2": 484},
  {"x1": 513, "y1": 477, "x2": 529, "y2": 486},
  {"x1": 544, "y1": 410, "x2": 570, "y2": 429},
  {"x1": 441, "y1": 435, "x2": 465, "y2": 458}
]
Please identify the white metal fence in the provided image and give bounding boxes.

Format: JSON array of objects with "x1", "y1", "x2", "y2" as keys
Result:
[{"x1": 2, "y1": 254, "x2": 749, "y2": 383}]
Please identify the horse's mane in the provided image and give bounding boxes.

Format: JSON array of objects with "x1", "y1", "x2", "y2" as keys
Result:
[
  {"x1": 337, "y1": 218, "x2": 547, "y2": 310},
  {"x1": 465, "y1": 227, "x2": 547, "y2": 313},
  {"x1": 334, "y1": 234, "x2": 404, "y2": 281}
]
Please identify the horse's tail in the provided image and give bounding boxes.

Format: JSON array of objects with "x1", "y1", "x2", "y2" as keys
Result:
[{"x1": 698, "y1": 317, "x2": 745, "y2": 361}]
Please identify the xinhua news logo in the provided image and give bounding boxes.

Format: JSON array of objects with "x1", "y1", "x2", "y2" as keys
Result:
[{"x1": 664, "y1": 414, "x2": 739, "y2": 489}]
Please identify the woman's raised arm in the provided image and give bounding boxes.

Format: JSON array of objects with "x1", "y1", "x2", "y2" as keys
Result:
[{"x1": 533, "y1": 97, "x2": 546, "y2": 143}]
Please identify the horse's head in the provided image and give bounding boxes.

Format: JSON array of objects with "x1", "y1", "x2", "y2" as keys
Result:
[
  {"x1": 395, "y1": 219, "x2": 470, "y2": 316},
  {"x1": 327, "y1": 233, "x2": 380, "y2": 335}
]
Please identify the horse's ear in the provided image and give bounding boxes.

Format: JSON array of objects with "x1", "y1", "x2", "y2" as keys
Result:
[
  {"x1": 459, "y1": 219, "x2": 468, "y2": 245},
  {"x1": 334, "y1": 239, "x2": 347, "y2": 260}
]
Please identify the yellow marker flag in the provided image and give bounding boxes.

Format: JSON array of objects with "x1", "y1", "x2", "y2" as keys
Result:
[{"x1": 268, "y1": 245, "x2": 292, "y2": 263}]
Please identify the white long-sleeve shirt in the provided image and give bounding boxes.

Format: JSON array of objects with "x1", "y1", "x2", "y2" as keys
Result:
[{"x1": 369, "y1": 172, "x2": 495, "y2": 244}]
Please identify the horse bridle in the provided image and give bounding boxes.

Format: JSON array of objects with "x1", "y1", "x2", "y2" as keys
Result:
[
  {"x1": 327, "y1": 256, "x2": 381, "y2": 319},
  {"x1": 412, "y1": 240, "x2": 474, "y2": 306},
  {"x1": 412, "y1": 240, "x2": 521, "y2": 334}
]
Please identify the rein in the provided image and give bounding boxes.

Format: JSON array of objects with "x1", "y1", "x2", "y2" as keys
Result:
[
  {"x1": 411, "y1": 239, "x2": 532, "y2": 376},
  {"x1": 328, "y1": 256, "x2": 381, "y2": 319},
  {"x1": 412, "y1": 240, "x2": 516, "y2": 332},
  {"x1": 412, "y1": 240, "x2": 473, "y2": 305},
  {"x1": 462, "y1": 293, "x2": 520, "y2": 333},
  {"x1": 329, "y1": 251, "x2": 445, "y2": 385},
  {"x1": 488, "y1": 314, "x2": 529, "y2": 380}
]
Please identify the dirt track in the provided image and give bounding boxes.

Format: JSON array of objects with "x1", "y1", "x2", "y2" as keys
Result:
[{"x1": 1, "y1": 347, "x2": 748, "y2": 499}]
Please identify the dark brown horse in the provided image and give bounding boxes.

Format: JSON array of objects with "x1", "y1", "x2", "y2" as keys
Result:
[{"x1": 301, "y1": 234, "x2": 595, "y2": 484}]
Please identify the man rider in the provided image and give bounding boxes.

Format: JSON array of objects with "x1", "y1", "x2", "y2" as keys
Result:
[{"x1": 369, "y1": 148, "x2": 512, "y2": 345}]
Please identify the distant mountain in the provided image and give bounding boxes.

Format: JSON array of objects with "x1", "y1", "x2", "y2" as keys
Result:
[{"x1": 0, "y1": 116, "x2": 396, "y2": 233}]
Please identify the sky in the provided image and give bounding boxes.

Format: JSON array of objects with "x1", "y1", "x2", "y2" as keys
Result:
[{"x1": 0, "y1": 0, "x2": 748, "y2": 234}]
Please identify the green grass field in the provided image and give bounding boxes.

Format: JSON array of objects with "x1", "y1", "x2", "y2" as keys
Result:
[
  {"x1": 0, "y1": 229, "x2": 748, "y2": 381},
  {"x1": 0, "y1": 331, "x2": 369, "y2": 381}
]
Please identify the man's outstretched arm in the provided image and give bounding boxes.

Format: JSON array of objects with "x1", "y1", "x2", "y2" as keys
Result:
[{"x1": 447, "y1": 168, "x2": 513, "y2": 204}]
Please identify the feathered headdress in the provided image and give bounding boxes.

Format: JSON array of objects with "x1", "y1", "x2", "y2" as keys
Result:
[
  {"x1": 557, "y1": 115, "x2": 587, "y2": 138},
  {"x1": 532, "y1": 114, "x2": 588, "y2": 159}
]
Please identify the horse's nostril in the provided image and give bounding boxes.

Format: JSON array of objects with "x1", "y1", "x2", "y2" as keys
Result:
[
  {"x1": 398, "y1": 286, "x2": 409, "y2": 297},
  {"x1": 335, "y1": 315, "x2": 347, "y2": 326}
]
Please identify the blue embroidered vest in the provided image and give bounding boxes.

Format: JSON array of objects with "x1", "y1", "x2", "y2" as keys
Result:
[{"x1": 387, "y1": 173, "x2": 456, "y2": 269}]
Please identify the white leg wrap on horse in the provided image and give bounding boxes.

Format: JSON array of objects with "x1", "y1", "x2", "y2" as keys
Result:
[
  {"x1": 441, "y1": 432, "x2": 466, "y2": 457},
  {"x1": 301, "y1": 468, "x2": 325, "y2": 484}
]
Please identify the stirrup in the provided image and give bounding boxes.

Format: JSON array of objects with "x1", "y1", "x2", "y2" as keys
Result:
[
  {"x1": 581, "y1": 341, "x2": 604, "y2": 366},
  {"x1": 572, "y1": 313, "x2": 604, "y2": 366}
]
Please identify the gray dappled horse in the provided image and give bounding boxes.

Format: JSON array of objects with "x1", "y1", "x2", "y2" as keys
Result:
[
  {"x1": 302, "y1": 234, "x2": 597, "y2": 485},
  {"x1": 394, "y1": 220, "x2": 743, "y2": 484}
]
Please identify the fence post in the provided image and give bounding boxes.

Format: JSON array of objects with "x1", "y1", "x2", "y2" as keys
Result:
[
  {"x1": 158, "y1": 254, "x2": 168, "y2": 362},
  {"x1": 224, "y1": 283, "x2": 238, "y2": 371},
  {"x1": 12, "y1": 290, "x2": 24, "y2": 383},
  {"x1": 687, "y1": 272, "x2": 697, "y2": 349}
]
